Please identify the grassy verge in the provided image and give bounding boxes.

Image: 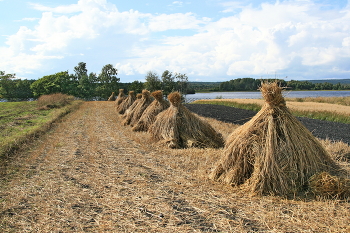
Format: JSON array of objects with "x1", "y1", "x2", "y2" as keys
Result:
[
  {"x1": 0, "y1": 98, "x2": 83, "y2": 158},
  {"x1": 193, "y1": 100, "x2": 350, "y2": 124},
  {"x1": 193, "y1": 100, "x2": 262, "y2": 112},
  {"x1": 285, "y1": 96, "x2": 350, "y2": 106}
]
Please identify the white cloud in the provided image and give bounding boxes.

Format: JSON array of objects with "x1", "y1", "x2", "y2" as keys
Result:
[
  {"x1": 148, "y1": 13, "x2": 209, "y2": 31},
  {"x1": 15, "y1": 18, "x2": 39, "y2": 22},
  {"x1": 2, "y1": 0, "x2": 350, "y2": 81},
  {"x1": 116, "y1": 0, "x2": 350, "y2": 80},
  {"x1": 172, "y1": 1, "x2": 183, "y2": 6}
]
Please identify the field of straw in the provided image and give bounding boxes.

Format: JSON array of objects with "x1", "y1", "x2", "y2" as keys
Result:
[{"x1": 0, "y1": 101, "x2": 349, "y2": 232}]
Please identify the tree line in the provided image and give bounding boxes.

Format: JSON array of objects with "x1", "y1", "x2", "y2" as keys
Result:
[
  {"x1": 2, "y1": 66, "x2": 350, "y2": 101},
  {"x1": 0, "y1": 63, "x2": 119, "y2": 101},
  {"x1": 219, "y1": 78, "x2": 350, "y2": 91},
  {"x1": 0, "y1": 62, "x2": 191, "y2": 101}
]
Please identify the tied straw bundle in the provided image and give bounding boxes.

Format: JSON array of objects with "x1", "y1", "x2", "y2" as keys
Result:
[
  {"x1": 148, "y1": 91, "x2": 224, "y2": 149},
  {"x1": 117, "y1": 91, "x2": 136, "y2": 114},
  {"x1": 122, "y1": 93, "x2": 142, "y2": 119},
  {"x1": 210, "y1": 81, "x2": 338, "y2": 196},
  {"x1": 132, "y1": 90, "x2": 169, "y2": 132},
  {"x1": 107, "y1": 92, "x2": 116, "y2": 101},
  {"x1": 115, "y1": 89, "x2": 126, "y2": 107},
  {"x1": 123, "y1": 90, "x2": 152, "y2": 126}
]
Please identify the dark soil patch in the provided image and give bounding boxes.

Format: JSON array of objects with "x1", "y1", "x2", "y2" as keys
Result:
[{"x1": 185, "y1": 104, "x2": 350, "y2": 145}]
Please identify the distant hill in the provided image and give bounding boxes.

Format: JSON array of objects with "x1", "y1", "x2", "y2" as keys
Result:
[
  {"x1": 189, "y1": 79, "x2": 350, "y2": 85},
  {"x1": 304, "y1": 79, "x2": 350, "y2": 85}
]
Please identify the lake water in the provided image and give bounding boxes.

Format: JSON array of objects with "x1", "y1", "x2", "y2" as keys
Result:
[{"x1": 184, "y1": 90, "x2": 350, "y2": 103}]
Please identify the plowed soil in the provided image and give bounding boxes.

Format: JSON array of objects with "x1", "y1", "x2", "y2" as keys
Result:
[
  {"x1": 0, "y1": 101, "x2": 349, "y2": 232},
  {"x1": 185, "y1": 104, "x2": 350, "y2": 145}
]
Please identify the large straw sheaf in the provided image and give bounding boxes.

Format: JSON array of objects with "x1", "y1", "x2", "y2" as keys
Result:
[
  {"x1": 123, "y1": 90, "x2": 153, "y2": 126},
  {"x1": 117, "y1": 91, "x2": 136, "y2": 114},
  {"x1": 121, "y1": 93, "x2": 142, "y2": 119},
  {"x1": 148, "y1": 92, "x2": 224, "y2": 149},
  {"x1": 210, "y1": 82, "x2": 338, "y2": 196},
  {"x1": 132, "y1": 90, "x2": 170, "y2": 132},
  {"x1": 107, "y1": 92, "x2": 116, "y2": 101},
  {"x1": 115, "y1": 89, "x2": 126, "y2": 107}
]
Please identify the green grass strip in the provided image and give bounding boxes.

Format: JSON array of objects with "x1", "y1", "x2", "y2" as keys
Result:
[{"x1": 0, "y1": 100, "x2": 83, "y2": 158}]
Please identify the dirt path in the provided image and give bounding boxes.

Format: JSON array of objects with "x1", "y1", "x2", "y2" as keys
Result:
[{"x1": 1, "y1": 102, "x2": 349, "y2": 232}]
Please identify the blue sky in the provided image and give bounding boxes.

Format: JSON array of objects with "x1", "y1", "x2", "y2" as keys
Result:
[{"x1": 1, "y1": 0, "x2": 350, "y2": 82}]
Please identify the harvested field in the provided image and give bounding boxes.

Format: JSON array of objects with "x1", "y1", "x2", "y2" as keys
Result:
[
  {"x1": 185, "y1": 104, "x2": 350, "y2": 145},
  {"x1": 0, "y1": 101, "x2": 349, "y2": 232}
]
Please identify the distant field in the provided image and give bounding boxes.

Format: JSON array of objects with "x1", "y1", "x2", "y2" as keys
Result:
[{"x1": 193, "y1": 98, "x2": 350, "y2": 124}]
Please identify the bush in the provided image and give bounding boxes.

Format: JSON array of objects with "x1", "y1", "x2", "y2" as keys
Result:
[{"x1": 37, "y1": 93, "x2": 75, "y2": 109}]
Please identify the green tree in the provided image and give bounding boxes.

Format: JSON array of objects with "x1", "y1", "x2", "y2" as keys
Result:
[
  {"x1": 30, "y1": 71, "x2": 77, "y2": 97},
  {"x1": 144, "y1": 71, "x2": 161, "y2": 92},
  {"x1": 77, "y1": 72, "x2": 98, "y2": 99},
  {"x1": 74, "y1": 62, "x2": 97, "y2": 99},
  {"x1": 95, "y1": 64, "x2": 119, "y2": 100},
  {"x1": 161, "y1": 70, "x2": 176, "y2": 96},
  {"x1": 74, "y1": 62, "x2": 88, "y2": 81},
  {"x1": 128, "y1": 80, "x2": 144, "y2": 93},
  {"x1": 174, "y1": 72, "x2": 188, "y2": 94},
  {"x1": 0, "y1": 71, "x2": 17, "y2": 99},
  {"x1": 0, "y1": 71, "x2": 35, "y2": 100},
  {"x1": 12, "y1": 79, "x2": 35, "y2": 100},
  {"x1": 287, "y1": 80, "x2": 314, "y2": 90}
]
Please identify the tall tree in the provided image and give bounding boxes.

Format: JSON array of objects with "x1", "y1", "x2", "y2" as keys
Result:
[
  {"x1": 174, "y1": 72, "x2": 188, "y2": 94},
  {"x1": 95, "y1": 64, "x2": 119, "y2": 100},
  {"x1": 77, "y1": 72, "x2": 98, "y2": 99},
  {"x1": 74, "y1": 62, "x2": 88, "y2": 81},
  {"x1": 144, "y1": 71, "x2": 161, "y2": 92},
  {"x1": 74, "y1": 62, "x2": 97, "y2": 99},
  {"x1": 161, "y1": 70, "x2": 176, "y2": 96}
]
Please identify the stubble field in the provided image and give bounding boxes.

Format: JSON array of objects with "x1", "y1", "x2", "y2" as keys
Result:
[{"x1": 0, "y1": 101, "x2": 349, "y2": 232}]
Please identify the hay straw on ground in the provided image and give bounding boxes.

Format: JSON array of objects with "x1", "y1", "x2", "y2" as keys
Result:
[
  {"x1": 121, "y1": 94, "x2": 142, "y2": 119},
  {"x1": 117, "y1": 91, "x2": 136, "y2": 114},
  {"x1": 132, "y1": 90, "x2": 170, "y2": 132},
  {"x1": 107, "y1": 92, "x2": 116, "y2": 101},
  {"x1": 148, "y1": 92, "x2": 224, "y2": 149},
  {"x1": 210, "y1": 82, "x2": 338, "y2": 196},
  {"x1": 115, "y1": 89, "x2": 126, "y2": 107},
  {"x1": 309, "y1": 172, "x2": 350, "y2": 198},
  {"x1": 123, "y1": 90, "x2": 152, "y2": 126}
]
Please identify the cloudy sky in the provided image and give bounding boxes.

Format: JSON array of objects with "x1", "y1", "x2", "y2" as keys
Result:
[{"x1": 1, "y1": 0, "x2": 350, "y2": 82}]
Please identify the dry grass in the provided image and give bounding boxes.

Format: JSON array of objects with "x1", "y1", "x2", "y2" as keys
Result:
[
  {"x1": 148, "y1": 92, "x2": 224, "y2": 149},
  {"x1": 0, "y1": 101, "x2": 349, "y2": 232},
  {"x1": 37, "y1": 93, "x2": 74, "y2": 109},
  {"x1": 309, "y1": 172, "x2": 350, "y2": 198}
]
